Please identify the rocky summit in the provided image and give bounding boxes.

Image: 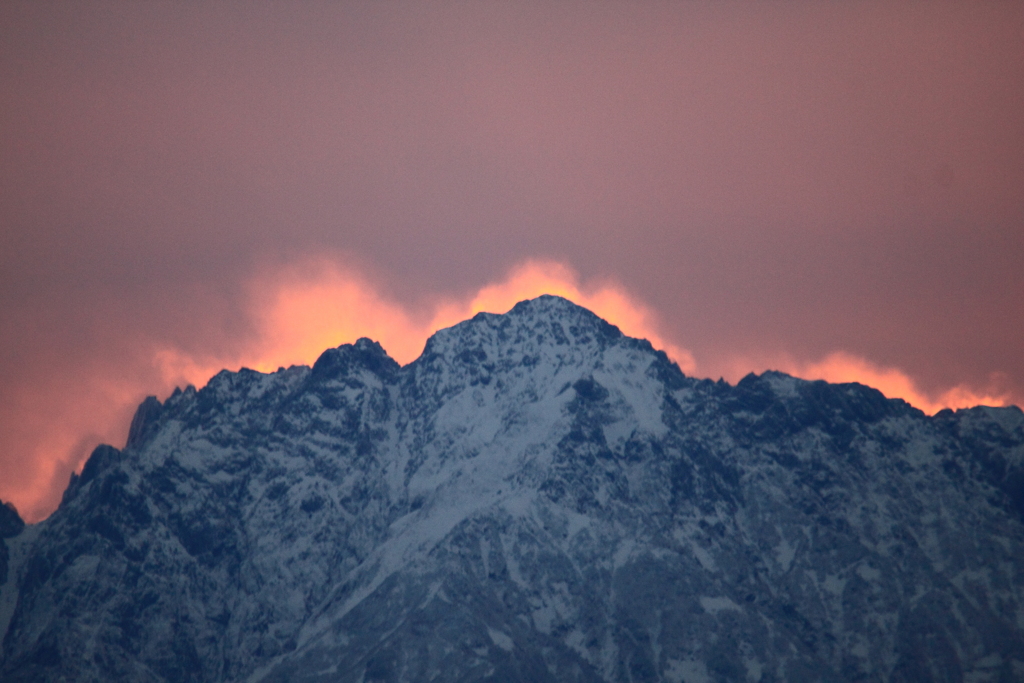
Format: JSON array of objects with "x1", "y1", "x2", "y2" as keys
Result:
[{"x1": 2, "y1": 295, "x2": 1024, "y2": 683}]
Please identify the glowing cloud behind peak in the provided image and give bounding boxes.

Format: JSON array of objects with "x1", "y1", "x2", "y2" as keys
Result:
[
  {"x1": 0, "y1": 258, "x2": 1015, "y2": 524},
  {"x1": 148, "y1": 258, "x2": 697, "y2": 408},
  {"x1": 252, "y1": 259, "x2": 695, "y2": 371},
  {"x1": 426, "y1": 261, "x2": 698, "y2": 374},
  {"x1": 787, "y1": 352, "x2": 1013, "y2": 415},
  {"x1": 718, "y1": 351, "x2": 1014, "y2": 416}
]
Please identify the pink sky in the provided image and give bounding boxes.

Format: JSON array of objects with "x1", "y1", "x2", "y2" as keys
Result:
[{"x1": 2, "y1": 2, "x2": 1022, "y2": 522}]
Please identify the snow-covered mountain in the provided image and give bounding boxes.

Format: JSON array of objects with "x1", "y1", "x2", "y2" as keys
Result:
[{"x1": 2, "y1": 295, "x2": 1024, "y2": 682}]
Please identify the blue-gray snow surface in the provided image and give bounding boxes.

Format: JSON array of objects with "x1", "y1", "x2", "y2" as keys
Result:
[{"x1": 2, "y1": 296, "x2": 1024, "y2": 682}]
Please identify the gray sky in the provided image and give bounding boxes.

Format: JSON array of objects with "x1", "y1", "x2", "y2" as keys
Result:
[{"x1": 3, "y1": 1, "x2": 1023, "y2": 521}]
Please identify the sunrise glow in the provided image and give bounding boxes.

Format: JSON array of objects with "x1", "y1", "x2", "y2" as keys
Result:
[
  {"x1": 156, "y1": 258, "x2": 1008, "y2": 417},
  {"x1": 782, "y1": 352, "x2": 1012, "y2": 415},
  {"x1": 151, "y1": 259, "x2": 697, "y2": 392},
  {"x1": 5, "y1": 259, "x2": 1014, "y2": 523}
]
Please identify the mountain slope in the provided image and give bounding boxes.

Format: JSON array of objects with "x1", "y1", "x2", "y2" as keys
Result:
[{"x1": 2, "y1": 295, "x2": 1024, "y2": 682}]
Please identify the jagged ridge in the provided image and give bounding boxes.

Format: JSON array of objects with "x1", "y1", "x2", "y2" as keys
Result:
[{"x1": 2, "y1": 295, "x2": 1024, "y2": 682}]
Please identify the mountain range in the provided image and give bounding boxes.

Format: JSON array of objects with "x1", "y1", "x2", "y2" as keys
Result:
[{"x1": 2, "y1": 295, "x2": 1023, "y2": 682}]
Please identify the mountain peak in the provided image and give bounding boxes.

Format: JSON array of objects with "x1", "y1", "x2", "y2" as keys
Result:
[
  {"x1": 312, "y1": 336, "x2": 399, "y2": 381},
  {"x1": 418, "y1": 295, "x2": 625, "y2": 368},
  {"x1": 3, "y1": 297, "x2": 1024, "y2": 682}
]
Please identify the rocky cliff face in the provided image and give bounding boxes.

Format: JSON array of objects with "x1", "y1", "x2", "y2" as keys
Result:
[{"x1": 2, "y1": 295, "x2": 1024, "y2": 682}]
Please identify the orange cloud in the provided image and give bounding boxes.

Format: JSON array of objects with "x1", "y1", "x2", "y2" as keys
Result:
[
  {"x1": 425, "y1": 261, "x2": 697, "y2": 374},
  {"x1": 2, "y1": 372, "x2": 141, "y2": 523},
  {"x1": 5, "y1": 258, "x2": 1013, "y2": 523},
  {"x1": 791, "y1": 352, "x2": 1013, "y2": 414},
  {"x1": 154, "y1": 259, "x2": 696, "y2": 389},
  {"x1": 721, "y1": 351, "x2": 1013, "y2": 415}
]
